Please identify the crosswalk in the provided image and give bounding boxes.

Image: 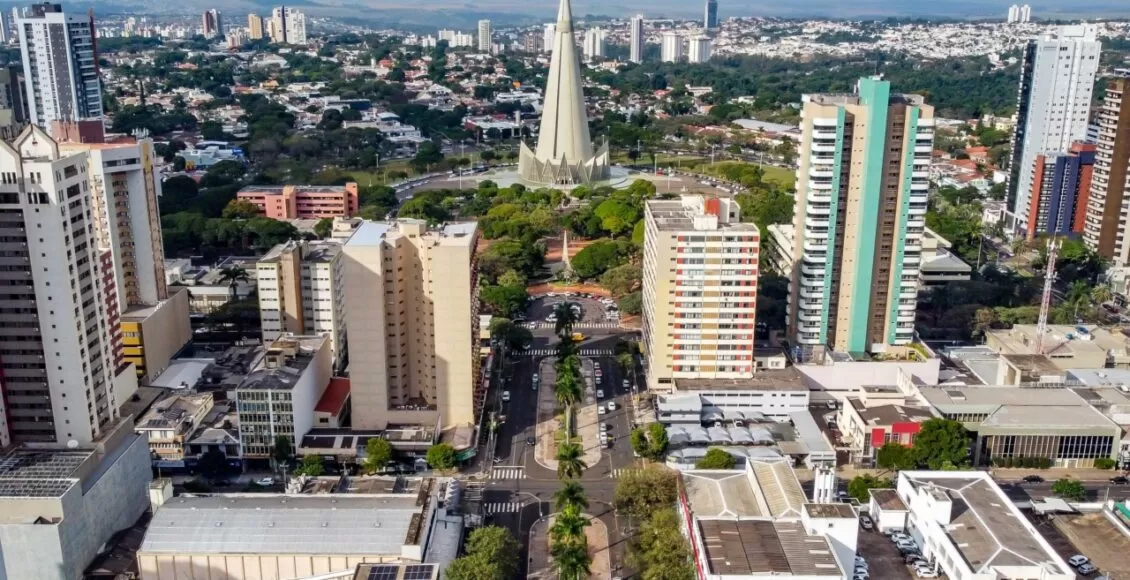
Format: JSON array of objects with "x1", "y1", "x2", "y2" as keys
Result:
[
  {"x1": 521, "y1": 349, "x2": 614, "y2": 357},
  {"x1": 609, "y1": 469, "x2": 640, "y2": 479},
  {"x1": 490, "y1": 466, "x2": 527, "y2": 479},
  {"x1": 483, "y1": 502, "x2": 524, "y2": 514},
  {"x1": 523, "y1": 322, "x2": 623, "y2": 329}
]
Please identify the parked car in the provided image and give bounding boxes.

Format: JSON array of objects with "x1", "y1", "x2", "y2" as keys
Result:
[
  {"x1": 596, "y1": 389, "x2": 605, "y2": 399},
  {"x1": 915, "y1": 567, "x2": 938, "y2": 578},
  {"x1": 607, "y1": 401, "x2": 617, "y2": 411},
  {"x1": 1068, "y1": 555, "x2": 1090, "y2": 568},
  {"x1": 1078, "y1": 563, "x2": 1098, "y2": 576},
  {"x1": 1022, "y1": 474, "x2": 1044, "y2": 483},
  {"x1": 526, "y1": 437, "x2": 536, "y2": 446},
  {"x1": 598, "y1": 405, "x2": 607, "y2": 415},
  {"x1": 255, "y1": 477, "x2": 275, "y2": 486},
  {"x1": 859, "y1": 515, "x2": 874, "y2": 530},
  {"x1": 904, "y1": 554, "x2": 926, "y2": 565}
]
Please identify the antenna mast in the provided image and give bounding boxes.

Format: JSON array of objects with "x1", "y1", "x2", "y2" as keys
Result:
[{"x1": 1036, "y1": 238, "x2": 1060, "y2": 355}]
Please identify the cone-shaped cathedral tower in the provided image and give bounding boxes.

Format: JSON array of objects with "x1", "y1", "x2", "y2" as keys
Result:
[{"x1": 518, "y1": 0, "x2": 610, "y2": 185}]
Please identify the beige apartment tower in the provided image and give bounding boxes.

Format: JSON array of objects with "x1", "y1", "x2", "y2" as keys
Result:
[
  {"x1": 248, "y1": 13, "x2": 264, "y2": 40},
  {"x1": 788, "y1": 77, "x2": 934, "y2": 355},
  {"x1": 256, "y1": 240, "x2": 347, "y2": 370},
  {"x1": 343, "y1": 220, "x2": 482, "y2": 429},
  {"x1": 641, "y1": 195, "x2": 760, "y2": 392},
  {"x1": 1082, "y1": 78, "x2": 1130, "y2": 264}
]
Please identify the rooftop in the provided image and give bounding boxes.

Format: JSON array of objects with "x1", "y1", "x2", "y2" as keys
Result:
[
  {"x1": 346, "y1": 219, "x2": 478, "y2": 248},
  {"x1": 135, "y1": 393, "x2": 212, "y2": 434},
  {"x1": 920, "y1": 385, "x2": 1118, "y2": 430},
  {"x1": 803, "y1": 503, "x2": 856, "y2": 518},
  {"x1": 259, "y1": 239, "x2": 343, "y2": 264},
  {"x1": 673, "y1": 367, "x2": 807, "y2": 392},
  {"x1": 0, "y1": 447, "x2": 88, "y2": 499},
  {"x1": 848, "y1": 398, "x2": 935, "y2": 426},
  {"x1": 237, "y1": 335, "x2": 326, "y2": 391},
  {"x1": 869, "y1": 488, "x2": 907, "y2": 511},
  {"x1": 902, "y1": 472, "x2": 1069, "y2": 576},
  {"x1": 697, "y1": 519, "x2": 841, "y2": 576},
  {"x1": 140, "y1": 493, "x2": 427, "y2": 556},
  {"x1": 682, "y1": 459, "x2": 809, "y2": 521},
  {"x1": 987, "y1": 324, "x2": 1127, "y2": 360},
  {"x1": 239, "y1": 184, "x2": 354, "y2": 195},
  {"x1": 316, "y1": 377, "x2": 351, "y2": 414},
  {"x1": 353, "y1": 563, "x2": 440, "y2": 580},
  {"x1": 646, "y1": 196, "x2": 759, "y2": 232}
]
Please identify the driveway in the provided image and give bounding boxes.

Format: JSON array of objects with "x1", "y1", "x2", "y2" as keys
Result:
[{"x1": 857, "y1": 527, "x2": 913, "y2": 580}]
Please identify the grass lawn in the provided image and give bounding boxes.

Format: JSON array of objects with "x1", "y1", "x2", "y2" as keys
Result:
[{"x1": 761, "y1": 164, "x2": 796, "y2": 188}]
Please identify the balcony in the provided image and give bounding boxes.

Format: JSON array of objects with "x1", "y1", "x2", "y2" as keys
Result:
[
  {"x1": 811, "y1": 142, "x2": 837, "y2": 153},
  {"x1": 809, "y1": 167, "x2": 834, "y2": 179},
  {"x1": 803, "y1": 239, "x2": 828, "y2": 253},
  {"x1": 807, "y1": 204, "x2": 831, "y2": 216},
  {"x1": 813, "y1": 129, "x2": 838, "y2": 140},
  {"x1": 798, "y1": 309, "x2": 824, "y2": 323},
  {"x1": 811, "y1": 155, "x2": 835, "y2": 166},
  {"x1": 799, "y1": 286, "x2": 824, "y2": 300},
  {"x1": 800, "y1": 261, "x2": 824, "y2": 277},
  {"x1": 805, "y1": 216, "x2": 829, "y2": 229}
]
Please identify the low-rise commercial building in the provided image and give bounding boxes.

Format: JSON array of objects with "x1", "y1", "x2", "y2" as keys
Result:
[
  {"x1": 678, "y1": 459, "x2": 855, "y2": 580},
  {"x1": 235, "y1": 335, "x2": 333, "y2": 459},
  {"x1": 135, "y1": 392, "x2": 214, "y2": 468},
  {"x1": 894, "y1": 471, "x2": 1073, "y2": 580},
  {"x1": 920, "y1": 385, "x2": 1121, "y2": 467},
  {"x1": 0, "y1": 421, "x2": 152, "y2": 580},
  {"x1": 238, "y1": 183, "x2": 360, "y2": 219},
  {"x1": 985, "y1": 324, "x2": 1130, "y2": 370},
  {"x1": 838, "y1": 394, "x2": 934, "y2": 464},
  {"x1": 657, "y1": 371, "x2": 811, "y2": 424},
  {"x1": 121, "y1": 288, "x2": 193, "y2": 382}
]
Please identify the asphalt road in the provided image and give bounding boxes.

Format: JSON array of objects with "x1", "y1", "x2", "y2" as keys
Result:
[{"x1": 478, "y1": 323, "x2": 641, "y2": 578}]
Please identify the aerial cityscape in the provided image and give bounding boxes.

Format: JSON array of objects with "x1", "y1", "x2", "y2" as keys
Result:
[{"x1": 1, "y1": 0, "x2": 1130, "y2": 579}]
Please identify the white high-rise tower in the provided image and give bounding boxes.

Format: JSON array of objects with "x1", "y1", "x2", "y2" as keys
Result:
[
  {"x1": 518, "y1": 0, "x2": 610, "y2": 185},
  {"x1": 1007, "y1": 4, "x2": 1020, "y2": 23},
  {"x1": 16, "y1": 3, "x2": 102, "y2": 130},
  {"x1": 629, "y1": 15, "x2": 645, "y2": 63},
  {"x1": 661, "y1": 32, "x2": 683, "y2": 62},
  {"x1": 583, "y1": 28, "x2": 606, "y2": 61},
  {"x1": 1007, "y1": 25, "x2": 1100, "y2": 232},
  {"x1": 477, "y1": 19, "x2": 491, "y2": 52}
]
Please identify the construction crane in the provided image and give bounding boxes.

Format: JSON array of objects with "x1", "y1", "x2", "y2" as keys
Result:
[{"x1": 1035, "y1": 238, "x2": 1061, "y2": 355}]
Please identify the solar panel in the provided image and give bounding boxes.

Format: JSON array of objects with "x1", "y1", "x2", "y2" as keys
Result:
[
  {"x1": 403, "y1": 564, "x2": 437, "y2": 580},
  {"x1": 367, "y1": 564, "x2": 400, "y2": 580}
]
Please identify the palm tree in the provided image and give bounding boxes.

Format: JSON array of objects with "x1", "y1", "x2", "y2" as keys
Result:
[
  {"x1": 217, "y1": 266, "x2": 250, "y2": 301},
  {"x1": 556, "y1": 442, "x2": 587, "y2": 479},
  {"x1": 551, "y1": 539, "x2": 592, "y2": 580},
  {"x1": 554, "y1": 481, "x2": 589, "y2": 512},
  {"x1": 553, "y1": 302, "x2": 580, "y2": 338},
  {"x1": 555, "y1": 338, "x2": 578, "y2": 360},
  {"x1": 1092, "y1": 284, "x2": 1114, "y2": 306},
  {"x1": 550, "y1": 505, "x2": 591, "y2": 543},
  {"x1": 554, "y1": 371, "x2": 581, "y2": 436}
]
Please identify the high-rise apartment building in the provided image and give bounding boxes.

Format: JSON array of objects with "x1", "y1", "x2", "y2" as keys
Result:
[
  {"x1": 629, "y1": 15, "x2": 644, "y2": 63},
  {"x1": 661, "y1": 32, "x2": 683, "y2": 63},
  {"x1": 202, "y1": 9, "x2": 222, "y2": 37},
  {"x1": 1020, "y1": 4, "x2": 1032, "y2": 22},
  {"x1": 583, "y1": 27, "x2": 606, "y2": 61},
  {"x1": 343, "y1": 220, "x2": 482, "y2": 430},
  {"x1": 1024, "y1": 142, "x2": 1095, "y2": 237},
  {"x1": 268, "y1": 6, "x2": 305, "y2": 45},
  {"x1": 0, "y1": 125, "x2": 124, "y2": 445},
  {"x1": 248, "y1": 13, "x2": 264, "y2": 40},
  {"x1": 523, "y1": 31, "x2": 543, "y2": 53},
  {"x1": 688, "y1": 35, "x2": 712, "y2": 63},
  {"x1": 641, "y1": 195, "x2": 760, "y2": 392},
  {"x1": 256, "y1": 239, "x2": 347, "y2": 371},
  {"x1": 1083, "y1": 77, "x2": 1130, "y2": 264},
  {"x1": 477, "y1": 19, "x2": 491, "y2": 52},
  {"x1": 16, "y1": 3, "x2": 102, "y2": 130},
  {"x1": 543, "y1": 23, "x2": 556, "y2": 54},
  {"x1": 705, "y1": 0, "x2": 719, "y2": 29},
  {"x1": 787, "y1": 77, "x2": 935, "y2": 354},
  {"x1": 1007, "y1": 25, "x2": 1100, "y2": 232}
]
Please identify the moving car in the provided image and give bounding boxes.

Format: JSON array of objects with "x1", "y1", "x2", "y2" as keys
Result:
[
  {"x1": 596, "y1": 389, "x2": 604, "y2": 399},
  {"x1": 859, "y1": 515, "x2": 874, "y2": 530},
  {"x1": 572, "y1": 332, "x2": 585, "y2": 342},
  {"x1": 1022, "y1": 474, "x2": 1044, "y2": 483},
  {"x1": 598, "y1": 405, "x2": 607, "y2": 415},
  {"x1": 501, "y1": 391, "x2": 510, "y2": 402},
  {"x1": 255, "y1": 477, "x2": 275, "y2": 486},
  {"x1": 607, "y1": 401, "x2": 617, "y2": 411},
  {"x1": 1111, "y1": 475, "x2": 1129, "y2": 485}
]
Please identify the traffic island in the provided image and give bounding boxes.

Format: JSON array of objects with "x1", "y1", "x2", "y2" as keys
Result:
[
  {"x1": 534, "y1": 357, "x2": 603, "y2": 473},
  {"x1": 528, "y1": 512, "x2": 612, "y2": 580}
]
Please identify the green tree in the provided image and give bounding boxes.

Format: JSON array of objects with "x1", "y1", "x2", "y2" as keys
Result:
[
  {"x1": 630, "y1": 508, "x2": 697, "y2": 580},
  {"x1": 426, "y1": 443, "x2": 457, "y2": 470},
  {"x1": 550, "y1": 539, "x2": 592, "y2": 580},
  {"x1": 556, "y1": 442, "x2": 588, "y2": 479},
  {"x1": 294, "y1": 455, "x2": 325, "y2": 476},
  {"x1": 554, "y1": 481, "x2": 589, "y2": 512},
  {"x1": 489, "y1": 319, "x2": 534, "y2": 352},
  {"x1": 217, "y1": 266, "x2": 250, "y2": 300},
  {"x1": 313, "y1": 217, "x2": 334, "y2": 239},
  {"x1": 614, "y1": 466, "x2": 679, "y2": 518},
  {"x1": 362, "y1": 438, "x2": 393, "y2": 474},
  {"x1": 696, "y1": 448, "x2": 737, "y2": 469},
  {"x1": 600, "y1": 264, "x2": 642, "y2": 297},
  {"x1": 571, "y1": 240, "x2": 628, "y2": 279},
  {"x1": 646, "y1": 422, "x2": 669, "y2": 460},
  {"x1": 480, "y1": 284, "x2": 529, "y2": 317},
  {"x1": 272, "y1": 435, "x2": 294, "y2": 465},
  {"x1": 847, "y1": 474, "x2": 892, "y2": 503},
  {"x1": 550, "y1": 505, "x2": 591, "y2": 544},
  {"x1": 630, "y1": 427, "x2": 651, "y2": 459},
  {"x1": 913, "y1": 418, "x2": 971, "y2": 470},
  {"x1": 411, "y1": 141, "x2": 444, "y2": 171},
  {"x1": 1051, "y1": 478, "x2": 1086, "y2": 501},
  {"x1": 876, "y1": 442, "x2": 918, "y2": 471},
  {"x1": 222, "y1": 198, "x2": 261, "y2": 219},
  {"x1": 446, "y1": 526, "x2": 521, "y2": 580},
  {"x1": 619, "y1": 292, "x2": 642, "y2": 315}
]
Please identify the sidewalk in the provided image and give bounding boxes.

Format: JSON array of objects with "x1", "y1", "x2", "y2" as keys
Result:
[{"x1": 528, "y1": 513, "x2": 611, "y2": 580}]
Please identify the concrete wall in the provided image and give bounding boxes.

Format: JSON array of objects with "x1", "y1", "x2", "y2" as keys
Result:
[
  {"x1": 342, "y1": 243, "x2": 391, "y2": 429},
  {"x1": 137, "y1": 289, "x2": 192, "y2": 381},
  {"x1": 0, "y1": 434, "x2": 151, "y2": 580},
  {"x1": 137, "y1": 553, "x2": 394, "y2": 580},
  {"x1": 797, "y1": 359, "x2": 940, "y2": 391}
]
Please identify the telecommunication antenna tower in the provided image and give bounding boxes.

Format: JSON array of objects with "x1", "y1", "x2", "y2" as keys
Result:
[{"x1": 1035, "y1": 238, "x2": 1061, "y2": 355}]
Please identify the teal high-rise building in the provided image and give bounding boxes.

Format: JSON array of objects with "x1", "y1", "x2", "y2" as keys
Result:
[{"x1": 786, "y1": 78, "x2": 935, "y2": 355}]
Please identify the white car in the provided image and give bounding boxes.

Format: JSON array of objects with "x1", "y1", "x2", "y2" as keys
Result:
[
  {"x1": 1068, "y1": 555, "x2": 1090, "y2": 568},
  {"x1": 607, "y1": 401, "x2": 617, "y2": 411},
  {"x1": 622, "y1": 379, "x2": 630, "y2": 388},
  {"x1": 915, "y1": 567, "x2": 937, "y2": 578},
  {"x1": 255, "y1": 477, "x2": 275, "y2": 486},
  {"x1": 501, "y1": 391, "x2": 510, "y2": 402},
  {"x1": 596, "y1": 389, "x2": 604, "y2": 399},
  {"x1": 598, "y1": 405, "x2": 607, "y2": 415}
]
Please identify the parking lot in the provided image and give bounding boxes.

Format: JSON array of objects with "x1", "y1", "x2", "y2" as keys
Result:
[
  {"x1": 856, "y1": 527, "x2": 913, "y2": 580},
  {"x1": 526, "y1": 294, "x2": 619, "y2": 325},
  {"x1": 1049, "y1": 512, "x2": 1130, "y2": 578}
]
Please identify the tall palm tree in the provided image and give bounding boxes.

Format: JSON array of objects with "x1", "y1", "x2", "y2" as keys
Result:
[
  {"x1": 556, "y1": 442, "x2": 587, "y2": 479},
  {"x1": 554, "y1": 372, "x2": 581, "y2": 436},
  {"x1": 550, "y1": 505, "x2": 590, "y2": 543},
  {"x1": 1092, "y1": 284, "x2": 1114, "y2": 306},
  {"x1": 555, "y1": 338, "x2": 578, "y2": 360},
  {"x1": 217, "y1": 266, "x2": 250, "y2": 301},
  {"x1": 554, "y1": 481, "x2": 589, "y2": 512},
  {"x1": 553, "y1": 302, "x2": 580, "y2": 338},
  {"x1": 551, "y1": 539, "x2": 592, "y2": 580}
]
